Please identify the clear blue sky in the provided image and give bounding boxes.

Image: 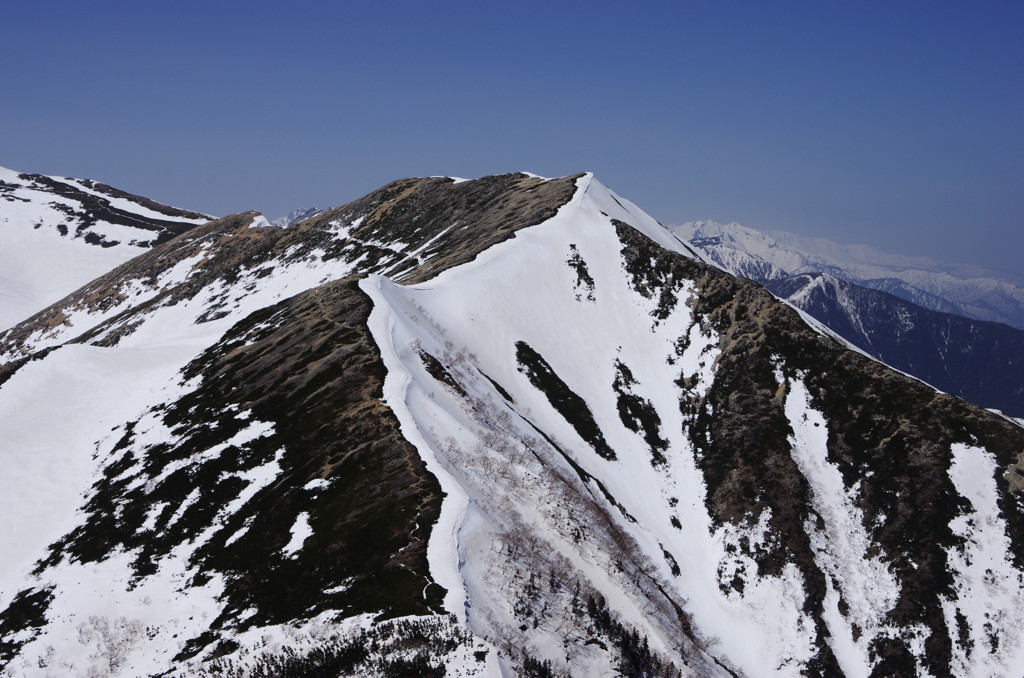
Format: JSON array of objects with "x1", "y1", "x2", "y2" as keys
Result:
[{"x1": 3, "y1": 1, "x2": 1022, "y2": 276}]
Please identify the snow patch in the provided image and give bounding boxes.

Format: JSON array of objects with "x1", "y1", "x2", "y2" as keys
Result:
[{"x1": 282, "y1": 512, "x2": 313, "y2": 558}]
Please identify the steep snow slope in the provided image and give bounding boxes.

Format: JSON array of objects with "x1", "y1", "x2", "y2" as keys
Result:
[
  {"x1": 0, "y1": 166, "x2": 211, "y2": 331},
  {"x1": 674, "y1": 219, "x2": 1024, "y2": 329},
  {"x1": 1, "y1": 174, "x2": 1023, "y2": 677},
  {"x1": 365, "y1": 179, "x2": 1024, "y2": 676},
  {"x1": 362, "y1": 178, "x2": 786, "y2": 675}
]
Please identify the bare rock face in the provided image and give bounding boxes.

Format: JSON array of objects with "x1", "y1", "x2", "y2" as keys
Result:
[{"x1": 1, "y1": 172, "x2": 1023, "y2": 677}]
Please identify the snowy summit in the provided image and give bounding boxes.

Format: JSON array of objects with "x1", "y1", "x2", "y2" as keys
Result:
[{"x1": 1, "y1": 172, "x2": 1023, "y2": 677}]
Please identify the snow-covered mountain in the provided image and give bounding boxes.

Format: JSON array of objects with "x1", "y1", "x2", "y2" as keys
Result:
[
  {"x1": 2, "y1": 174, "x2": 1024, "y2": 677},
  {"x1": 269, "y1": 207, "x2": 328, "y2": 228},
  {"x1": 766, "y1": 272, "x2": 1024, "y2": 414},
  {"x1": 674, "y1": 219, "x2": 1024, "y2": 330},
  {"x1": 675, "y1": 220, "x2": 1024, "y2": 417},
  {"x1": 0, "y1": 166, "x2": 212, "y2": 331}
]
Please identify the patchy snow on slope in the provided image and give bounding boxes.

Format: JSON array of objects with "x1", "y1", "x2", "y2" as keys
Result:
[
  {"x1": 784, "y1": 374, "x2": 901, "y2": 676},
  {"x1": 1, "y1": 243, "x2": 214, "y2": 359},
  {"x1": 942, "y1": 443, "x2": 1024, "y2": 676},
  {"x1": 2, "y1": 548, "x2": 228, "y2": 678},
  {"x1": 171, "y1": 612, "x2": 499, "y2": 678},
  {"x1": 0, "y1": 204, "x2": 142, "y2": 331},
  {"x1": 362, "y1": 174, "x2": 847, "y2": 675},
  {"x1": 3, "y1": 220, "x2": 367, "y2": 360},
  {"x1": 0, "y1": 214, "x2": 369, "y2": 676},
  {"x1": 0, "y1": 394, "x2": 282, "y2": 677},
  {"x1": 59, "y1": 177, "x2": 210, "y2": 225},
  {"x1": 0, "y1": 333, "x2": 222, "y2": 604},
  {"x1": 0, "y1": 166, "x2": 208, "y2": 331}
]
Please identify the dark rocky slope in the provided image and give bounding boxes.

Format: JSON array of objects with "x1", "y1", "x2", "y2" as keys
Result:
[{"x1": 619, "y1": 222, "x2": 1024, "y2": 675}]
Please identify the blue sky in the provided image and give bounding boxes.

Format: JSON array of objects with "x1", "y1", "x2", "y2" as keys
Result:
[{"x1": 3, "y1": 1, "x2": 1022, "y2": 275}]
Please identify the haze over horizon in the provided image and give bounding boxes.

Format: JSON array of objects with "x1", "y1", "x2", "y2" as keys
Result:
[{"x1": 2, "y1": 0, "x2": 1022, "y2": 276}]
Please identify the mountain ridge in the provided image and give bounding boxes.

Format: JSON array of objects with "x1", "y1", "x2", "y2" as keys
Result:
[
  {"x1": 0, "y1": 165, "x2": 212, "y2": 332},
  {"x1": 674, "y1": 219, "x2": 1024, "y2": 330},
  {"x1": 1, "y1": 173, "x2": 1023, "y2": 676}
]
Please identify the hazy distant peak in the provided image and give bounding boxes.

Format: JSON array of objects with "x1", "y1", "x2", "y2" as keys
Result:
[
  {"x1": 679, "y1": 219, "x2": 1024, "y2": 283},
  {"x1": 270, "y1": 206, "x2": 328, "y2": 227},
  {"x1": 673, "y1": 218, "x2": 1024, "y2": 330}
]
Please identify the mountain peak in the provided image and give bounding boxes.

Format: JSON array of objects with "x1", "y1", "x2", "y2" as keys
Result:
[
  {"x1": 2, "y1": 171, "x2": 1024, "y2": 676},
  {"x1": 269, "y1": 207, "x2": 325, "y2": 227},
  {"x1": 679, "y1": 218, "x2": 1024, "y2": 417}
]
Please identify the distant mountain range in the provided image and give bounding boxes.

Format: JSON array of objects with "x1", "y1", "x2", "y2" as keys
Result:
[
  {"x1": 674, "y1": 219, "x2": 1024, "y2": 330},
  {"x1": 674, "y1": 220, "x2": 1024, "y2": 417}
]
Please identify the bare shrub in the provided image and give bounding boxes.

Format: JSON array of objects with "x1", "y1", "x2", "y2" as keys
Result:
[{"x1": 76, "y1": 615, "x2": 148, "y2": 677}]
